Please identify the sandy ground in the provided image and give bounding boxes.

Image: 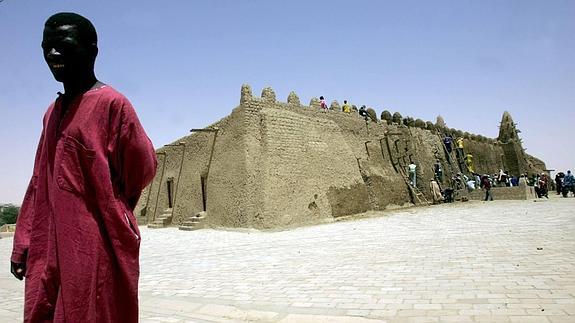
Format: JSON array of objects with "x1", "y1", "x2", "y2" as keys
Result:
[{"x1": 1, "y1": 195, "x2": 574, "y2": 322}]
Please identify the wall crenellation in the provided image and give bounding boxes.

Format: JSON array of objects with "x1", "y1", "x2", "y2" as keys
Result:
[{"x1": 240, "y1": 84, "x2": 495, "y2": 144}]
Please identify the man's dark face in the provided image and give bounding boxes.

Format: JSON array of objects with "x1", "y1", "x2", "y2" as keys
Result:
[{"x1": 42, "y1": 24, "x2": 95, "y2": 83}]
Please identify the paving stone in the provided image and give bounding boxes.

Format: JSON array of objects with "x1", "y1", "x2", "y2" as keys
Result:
[
  {"x1": 278, "y1": 314, "x2": 380, "y2": 322},
  {"x1": 0, "y1": 198, "x2": 573, "y2": 322}
]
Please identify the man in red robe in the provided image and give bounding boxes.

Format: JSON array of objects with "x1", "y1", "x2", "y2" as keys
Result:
[{"x1": 10, "y1": 12, "x2": 157, "y2": 322}]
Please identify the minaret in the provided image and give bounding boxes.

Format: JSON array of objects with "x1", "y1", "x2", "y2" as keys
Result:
[
  {"x1": 497, "y1": 111, "x2": 519, "y2": 143},
  {"x1": 497, "y1": 111, "x2": 527, "y2": 176},
  {"x1": 435, "y1": 115, "x2": 446, "y2": 129}
]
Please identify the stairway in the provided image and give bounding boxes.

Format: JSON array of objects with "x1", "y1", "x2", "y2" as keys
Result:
[
  {"x1": 179, "y1": 211, "x2": 207, "y2": 231},
  {"x1": 147, "y1": 208, "x2": 173, "y2": 229}
]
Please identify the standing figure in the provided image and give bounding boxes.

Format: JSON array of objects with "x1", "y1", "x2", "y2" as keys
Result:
[
  {"x1": 429, "y1": 179, "x2": 443, "y2": 204},
  {"x1": 498, "y1": 169, "x2": 508, "y2": 187},
  {"x1": 538, "y1": 173, "x2": 549, "y2": 198},
  {"x1": 518, "y1": 174, "x2": 527, "y2": 186},
  {"x1": 464, "y1": 154, "x2": 475, "y2": 173},
  {"x1": 481, "y1": 175, "x2": 493, "y2": 201},
  {"x1": 319, "y1": 96, "x2": 328, "y2": 110},
  {"x1": 563, "y1": 170, "x2": 575, "y2": 197},
  {"x1": 555, "y1": 172, "x2": 564, "y2": 195},
  {"x1": 359, "y1": 105, "x2": 368, "y2": 119},
  {"x1": 443, "y1": 135, "x2": 453, "y2": 153},
  {"x1": 534, "y1": 174, "x2": 541, "y2": 197},
  {"x1": 342, "y1": 100, "x2": 351, "y2": 113},
  {"x1": 466, "y1": 178, "x2": 476, "y2": 192},
  {"x1": 433, "y1": 160, "x2": 443, "y2": 182},
  {"x1": 408, "y1": 162, "x2": 417, "y2": 187},
  {"x1": 10, "y1": 13, "x2": 157, "y2": 323},
  {"x1": 455, "y1": 137, "x2": 465, "y2": 163},
  {"x1": 453, "y1": 173, "x2": 463, "y2": 190}
]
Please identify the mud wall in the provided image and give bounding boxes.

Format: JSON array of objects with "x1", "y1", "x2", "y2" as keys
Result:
[
  {"x1": 468, "y1": 185, "x2": 534, "y2": 201},
  {"x1": 135, "y1": 145, "x2": 183, "y2": 224},
  {"x1": 204, "y1": 108, "x2": 257, "y2": 228},
  {"x1": 246, "y1": 101, "x2": 369, "y2": 228},
  {"x1": 136, "y1": 85, "x2": 546, "y2": 229}
]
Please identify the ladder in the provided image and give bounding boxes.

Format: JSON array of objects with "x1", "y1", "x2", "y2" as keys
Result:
[
  {"x1": 399, "y1": 165, "x2": 430, "y2": 205},
  {"x1": 436, "y1": 132, "x2": 465, "y2": 193},
  {"x1": 436, "y1": 132, "x2": 456, "y2": 170},
  {"x1": 402, "y1": 128, "x2": 430, "y2": 205},
  {"x1": 436, "y1": 132, "x2": 471, "y2": 178}
]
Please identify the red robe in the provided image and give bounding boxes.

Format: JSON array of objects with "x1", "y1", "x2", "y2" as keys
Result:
[{"x1": 11, "y1": 85, "x2": 157, "y2": 322}]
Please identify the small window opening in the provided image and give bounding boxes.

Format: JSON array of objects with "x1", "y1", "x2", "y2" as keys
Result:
[
  {"x1": 167, "y1": 178, "x2": 174, "y2": 209},
  {"x1": 200, "y1": 176, "x2": 207, "y2": 211}
]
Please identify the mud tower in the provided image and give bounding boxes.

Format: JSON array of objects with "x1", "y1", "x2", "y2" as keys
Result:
[{"x1": 497, "y1": 111, "x2": 529, "y2": 176}]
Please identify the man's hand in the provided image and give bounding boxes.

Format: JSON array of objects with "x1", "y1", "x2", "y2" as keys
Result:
[{"x1": 10, "y1": 261, "x2": 26, "y2": 280}]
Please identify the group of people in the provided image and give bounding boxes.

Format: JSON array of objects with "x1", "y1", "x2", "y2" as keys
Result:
[
  {"x1": 430, "y1": 158, "x2": 529, "y2": 203},
  {"x1": 533, "y1": 173, "x2": 550, "y2": 198},
  {"x1": 318, "y1": 96, "x2": 375, "y2": 121},
  {"x1": 435, "y1": 134, "x2": 489, "y2": 202},
  {"x1": 319, "y1": 96, "x2": 354, "y2": 113},
  {"x1": 529, "y1": 171, "x2": 575, "y2": 198},
  {"x1": 554, "y1": 170, "x2": 575, "y2": 197},
  {"x1": 427, "y1": 161, "x2": 489, "y2": 203},
  {"x1": 442, "y1": 135, "x2": 476, "y2": 174},
  {"x1": 431, "y1": 166, "x2": 575, "y2": 202}
]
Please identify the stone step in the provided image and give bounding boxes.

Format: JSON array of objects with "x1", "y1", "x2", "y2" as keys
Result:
[
  {"x1": 181, "y1": 221, "x2": 198, "y2": 226},
  {"x1": 178, "y1": 211, "x2": 207, "y2": 231},
  {"x1": 147, "y1": 211, "x2": 173, "y2": 229},
  {"x1": 178, "y1": 225, "x2": 201, "y2": 231},
  {"x1": 179, "y1": 222, "x2": 197, "y2": 227}
]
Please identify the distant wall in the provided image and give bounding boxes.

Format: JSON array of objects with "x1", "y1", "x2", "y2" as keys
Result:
[{"x1": 468, "y1": 185, "x2": 535, "y2": 201}]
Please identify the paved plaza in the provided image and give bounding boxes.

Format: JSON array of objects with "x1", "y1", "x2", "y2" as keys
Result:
[{"x1": 1, "y1": 196, "x2": 574, "y2": 322}]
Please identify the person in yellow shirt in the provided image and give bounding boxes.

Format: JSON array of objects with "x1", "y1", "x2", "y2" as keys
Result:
[
  {"x1": 342, "y1": 100, "x2": 351, "y2": 113},
  {"x1": 455, "y1": 137, "x2": 465, "y2": 162},
  {"x1": 465, "y1": 154, "x2": 475, "y2": 173}
]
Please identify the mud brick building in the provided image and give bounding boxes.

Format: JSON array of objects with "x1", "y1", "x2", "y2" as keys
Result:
[{"x1": 136, "y1": 85, "x2": 546, "y2": 229}]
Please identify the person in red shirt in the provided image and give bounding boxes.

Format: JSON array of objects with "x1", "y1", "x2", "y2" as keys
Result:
[
  {"x1": 481, "y1": 175, "x2": 493, "y2": 201},
  {"x1": 319, "y1": 96, "x2": 328, "y2": 110},
  {"x1": 538, "y1": 173, "x2": 549, "y2": 198},
  {"x1": 10, "y1": 12, "x2": 157, "y2": 322}
]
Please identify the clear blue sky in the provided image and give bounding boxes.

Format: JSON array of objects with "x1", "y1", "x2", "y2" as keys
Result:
[{"x1": 1, "y1": 1, "x2": 574, "y2": 204}]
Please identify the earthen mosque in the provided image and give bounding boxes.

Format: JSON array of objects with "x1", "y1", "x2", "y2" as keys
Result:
[{"x1": 135, "y1": 84, "x2": 547, "y2": 230}]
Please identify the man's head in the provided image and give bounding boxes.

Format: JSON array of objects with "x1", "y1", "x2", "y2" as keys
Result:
[{"x1": 42, "y1": 12, "x2": 98, "y2": 83}]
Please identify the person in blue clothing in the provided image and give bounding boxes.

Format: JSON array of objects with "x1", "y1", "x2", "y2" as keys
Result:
[
  {"x1": 564, "y1": 170, "x2": 575, "y2": 185},
  {"x1": 563, "y1": 170, "x2": 575, "y2": 197},
  {"x1": 443, "y1": 135, "x2": 453, "y2": 153}
]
